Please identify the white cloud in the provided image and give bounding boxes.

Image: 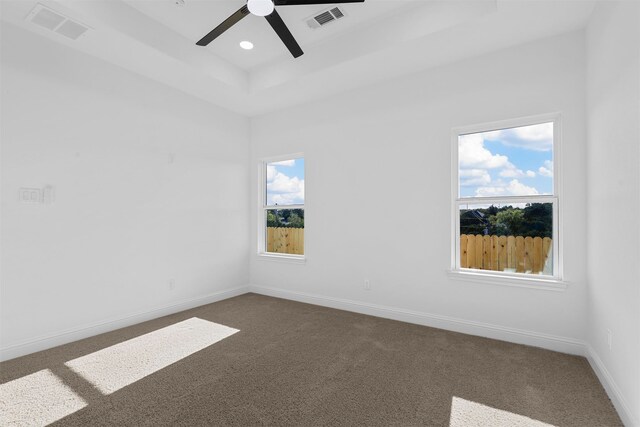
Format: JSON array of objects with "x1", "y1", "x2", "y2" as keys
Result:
[
  {"x1": 475, "y1": 179, "x2": 539, "y2": 197},
  {"x1": 483, "y1": 122, "x2": 553, "y2": 151},
  {"x1": 459, "y1": 134, "x2": 510, "y2": 169},
  {"x1": 270, "y1": 159, "x2": 296, "y2": 167},
  {"x1": 266, "y1": 165, "x2": 277, "y2": 181},
  {"x1": 538, "y1": 160, "x2": 553, "y2": 178},
  {"x1": 499, "y1": 166, "x2": 536, "y2": 178},
  {"x1": 459, "y1": 132, "x2": 545, "y2": 196},
  {"x1": 266, "y1": 166, "x2": 304, "y2": 205},
  {"x1": 514, "y1": 122, "x2": 553, "y2": 142},
  {"x1": 460, "y1": 169, "x2": 491, "y2": 186},
  {"x1": 538, "y1": 166, "x2": 552, "y2": 177}
]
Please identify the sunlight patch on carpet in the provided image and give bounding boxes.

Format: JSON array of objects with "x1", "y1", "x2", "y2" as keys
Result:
[
  {"x1": 65, "y1": 317, "x2": 239, "y2": 395},
  {"x1": 450, "y1": 396, "x2": 556, "y2": 427},
  {"x1": 0, "y1": 369, "x2": 87, "y2": 426}
]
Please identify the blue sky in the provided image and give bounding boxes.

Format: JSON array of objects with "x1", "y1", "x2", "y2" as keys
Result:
[
  {"x1": 266, "y1": 158, "x2": 305, "y2": 206},
  {"x1": 458, "y1": 122, "x2": 553, "y2": 198}
]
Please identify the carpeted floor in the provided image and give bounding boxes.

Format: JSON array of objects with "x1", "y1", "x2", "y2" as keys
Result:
[{"x1": 0, "y1": 293, "x2": 622, "y2": 426}]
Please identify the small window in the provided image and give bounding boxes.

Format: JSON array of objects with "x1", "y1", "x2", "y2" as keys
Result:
[
  {"x1": 453, "y1": 118, "x2": 559, "y2": 279},
  {"x1": 259, "y1": 156, "x2": 304, "y2": 257}
]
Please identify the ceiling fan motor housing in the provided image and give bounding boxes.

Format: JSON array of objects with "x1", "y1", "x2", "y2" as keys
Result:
[
  {"x1": 196, "y1": 0, "x2": 365, "y2": 58},
  {"x1": 247, "y1": 0, "x2": 275, "y2": 16}
]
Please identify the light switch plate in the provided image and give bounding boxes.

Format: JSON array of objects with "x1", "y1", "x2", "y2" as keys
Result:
[
  {"x1": 18, "y1": 186, "x2": 55, "y2": 204},
  {"x1": 19, "y1": 188, "x2": 42, "y2": 203}
]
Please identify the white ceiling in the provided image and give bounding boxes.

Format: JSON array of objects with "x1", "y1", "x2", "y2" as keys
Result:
[
  {"x1": 124, "y1": 0, "x2": 420, "y2": 70},
  {"x1": 0, "y1": 0, "x2": 596, "y2": 116}
]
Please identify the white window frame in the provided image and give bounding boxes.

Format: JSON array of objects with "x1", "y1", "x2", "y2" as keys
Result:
[
  {"x1": 257, "y1": 153, "x2": 306, "y2": 263},
  {"x1": 449, "y1": 113, "x2": 566, "y2": 290}
]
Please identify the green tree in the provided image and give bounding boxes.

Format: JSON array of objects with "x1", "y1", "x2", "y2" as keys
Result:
[
  {"x1": 267, "y1": 209, "x2": 304, "y2": 228},
  {"x1": 490, "y1": 208, "x2": 524, "y2": 236},
  {"x1": 288, "y1": 212, "x2": 304, "y2": 228},
  {"x1": 522, "y1": 203, "x2": 552, "y2": 238},
  {"x1": 266, "y1": 211, "x2": 281, "y2": 227}
]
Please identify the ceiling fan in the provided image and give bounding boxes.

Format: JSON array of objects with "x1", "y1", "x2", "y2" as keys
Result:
[{"x1": 196, "y1": 0, "x2": 365, "y2": 58}]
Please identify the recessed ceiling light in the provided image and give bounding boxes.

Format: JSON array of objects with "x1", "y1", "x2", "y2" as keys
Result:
[{"x1": 239, "y1": 41, "x2": 254, "y2": 50}]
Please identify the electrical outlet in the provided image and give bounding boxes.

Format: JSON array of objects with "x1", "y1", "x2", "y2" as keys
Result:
[
  {"x1": 364, "y1": 279, "x2": 371, "y2": 291},
  {"x1": 169, "y1": 279, "x2": 175, "y2": 291},
  {"x1": 607, "y1": 329, "x2": 612, "y2": 351}
]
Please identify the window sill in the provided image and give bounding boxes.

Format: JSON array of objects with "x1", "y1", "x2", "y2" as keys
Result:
[
  {"x1": 256, "y1": 253, "x2": 306, "y2": 264},
  {"x1": 446, "y1": 269, "x2": 568, "y2": 291}
]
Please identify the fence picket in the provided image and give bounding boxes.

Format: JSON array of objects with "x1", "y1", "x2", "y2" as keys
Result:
[
  {"x1": 507, "y1": 236, "x2": 515, "y2": 270},
  {"x1": 515, "y1": 236, "x2": 525, "y2": 273},
  {"x1": 461, "y1": 234, "x2": 468, "y2": 268},
  {"x1": 524, "y1": 237, "x2": 533, "y2": 272},
  {"x1": 265, "y1": 228, "x2": 304, "y2": 255},
  {"x1": 467, "y1": 235, "x2": 476, "y2": 268},
  {"x1": 460, "y1": 234, "x2": 551, "y2": 275},
  {"x1": 543, "y1": 237, "x2": 552, "y2": 268},
  {"x1": 491, "y1": 236, "x2": 499, "y2": 271},
  {"x1": 498, "y1": 236, "x2": 507, "y2": 271},
  {"x1": 267, "y1": 228, "x2": 274, "y2": 252},
  {"x1": 532, "y1": 237, "x2": 543, "y2": 273},
  {"x1": 299, "y1": 229, "x2": 305, "y2": 255},
  {"x1": 475, "y1": 235, "x2": 484, "y2": 269},
  {"x1": 483, "y1": 235, "x2": 491, "y2": 270}
]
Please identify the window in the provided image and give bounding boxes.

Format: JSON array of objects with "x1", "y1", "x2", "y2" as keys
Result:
[
  {"x1": 259, "y1": 156, "x2": 305, "y2": 258},
  {"x1": 452, "y1": 116, "x2": 560, "y2": 281}
]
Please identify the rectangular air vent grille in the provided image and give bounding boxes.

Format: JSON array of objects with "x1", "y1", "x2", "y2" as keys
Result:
[
  {"x1": 315, "y1": 11, "x2": 334, "y2": 25},
  {"x1": 330, "y1": 7, "x2": 344, "y2": 19},
  {"x1": 26, "y1": 4, "x2": 90, "y2": 40},
  {"x1": 306, "y1": 6, "x2": 346, "y2": 29}
]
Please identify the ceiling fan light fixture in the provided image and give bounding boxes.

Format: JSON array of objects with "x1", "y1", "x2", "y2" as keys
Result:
[
  {"x1": 247, "y1": 0, "x2": 274, "y2": 17},
  {"x1": 196, "y1": 0, "x2": 366, "y2": 57}
]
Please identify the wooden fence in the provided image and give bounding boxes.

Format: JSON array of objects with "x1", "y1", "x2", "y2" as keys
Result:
[
  {"x1": 461, "y1": 234, "x2": 552, "y2": 274},
  {"x1": 267, "y1": 227, "x2": 304, "y2": 255}
]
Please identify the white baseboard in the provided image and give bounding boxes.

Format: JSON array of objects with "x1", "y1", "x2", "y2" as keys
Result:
[
  {"x1": 0, "y1": 286, "x2": 249, "y2": 362},
  {"x1": 250, "y1": 285, "x2": 639, "y2": 425},
  {"x1": 4, "y1": 284, "x2": 634, "y2": 425},
  {"x1": 249, "y1": 284, "x2": 587, "y2": 355},
  {"x1": 587, "y1": 345, "x2": 638, "y2": 427}
]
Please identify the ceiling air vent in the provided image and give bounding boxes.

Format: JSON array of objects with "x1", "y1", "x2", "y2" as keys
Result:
[
  {"x1": 306, "y1": 6, "x2": 346, "y2": 29},
  {"x1": 26, "y1": 4, "x2": 90, "y2": 40}
]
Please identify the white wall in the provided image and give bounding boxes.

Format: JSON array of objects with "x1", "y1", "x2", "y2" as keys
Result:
[
  {"x1": 250, "y1": 32, "x2": 588, "y2": 351},
  {"x1": 2, "y1": 5, "x2": 638, "y2": 422},
  {"x1": 0, "y1": 23, "x2": 250, "y2": 360},
  {"x1": 586, "y1": 2, "x2": 640, "y2": 425}
]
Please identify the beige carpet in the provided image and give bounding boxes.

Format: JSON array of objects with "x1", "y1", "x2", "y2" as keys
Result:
[{"x1": 0, "y1": 293, "x2": 622, "y2": 426}]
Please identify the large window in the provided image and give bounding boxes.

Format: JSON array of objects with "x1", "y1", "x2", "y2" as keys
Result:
[
  {"x1": 452, "y1": 117, "x2": 560, "y2": 281},
  {"x1": 259, "y1": 156, "x2": 304, "y2": 258}
]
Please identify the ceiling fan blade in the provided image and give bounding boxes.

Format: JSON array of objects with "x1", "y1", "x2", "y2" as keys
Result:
[
  {"x1": 196, "y1": 5, "x2": 250, "y2": 46},
  {"x1": 265, "y1": 10, "x2": 304, "y2": 58},
  {"x1": 274, "y1": 0, "x2": 364, "y2": 5}
]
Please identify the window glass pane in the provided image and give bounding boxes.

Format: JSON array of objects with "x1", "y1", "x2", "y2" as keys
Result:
[
  {"x1": 458, "y1": 122, "x2": 553, "y2": 198},
  {"x1": 459, "y1": 202, "x2": 553, "y2": 276},
  {"x1": 266, "y1": 158, "x2": 304, "y2": 206},
  {"x1": 265, "y1": 209, "x2": 304, "y2": 255}
]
